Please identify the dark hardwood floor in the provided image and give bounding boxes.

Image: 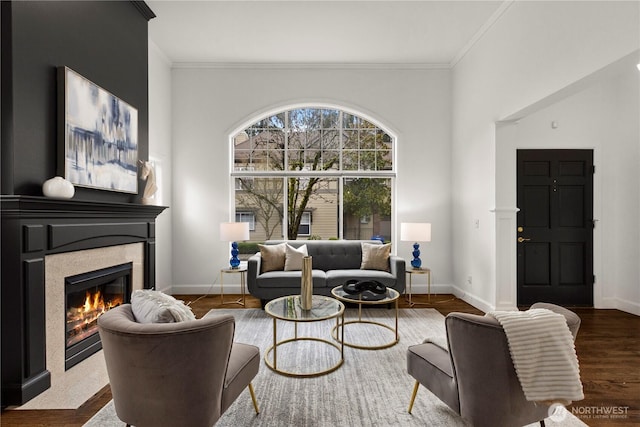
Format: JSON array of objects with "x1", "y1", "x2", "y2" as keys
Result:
[{"x1": 1, "y1": 294, "x2": 638, "y2": 426}]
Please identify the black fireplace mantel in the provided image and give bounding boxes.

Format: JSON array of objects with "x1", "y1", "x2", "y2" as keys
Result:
[{"x1": 1, "y1": 195, "x2": 167, "y2": 406}]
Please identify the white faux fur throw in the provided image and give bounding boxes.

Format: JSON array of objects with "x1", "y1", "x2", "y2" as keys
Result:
[{"x1": 487, "y1": 308, "x2": 584, "y2": 403}]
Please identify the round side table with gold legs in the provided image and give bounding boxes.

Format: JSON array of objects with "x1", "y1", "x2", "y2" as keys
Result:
[
  {"x1": 405, "y1": 268, "x2": 431, "y2": 306},
  {"x1": 219, "y1": 267, "x2": 247, "y2": 306}
]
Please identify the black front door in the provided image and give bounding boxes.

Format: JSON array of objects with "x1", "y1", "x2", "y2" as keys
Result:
[{"x1": 517, "y1": 149, "x2": 594, "y2": 306}]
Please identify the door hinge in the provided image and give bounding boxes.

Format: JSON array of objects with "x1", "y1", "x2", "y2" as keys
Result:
[
  {"x1": 593, "y1": 275, "x2": 596, "y2": 284},
  {"x1": 592, "y1": 165, "x2": 596, "y2": 174}
]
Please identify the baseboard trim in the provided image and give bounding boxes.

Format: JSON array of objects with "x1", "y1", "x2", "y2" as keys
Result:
[
  {"x1": 601, "y1": 297, "x2": 640, "y2": 316},
  {"x1": 167, "y1": 283, "x2": 455, "y2": 297},
  {"x1": 451, "y1": 286, "x2": 494, "y2": 313}
]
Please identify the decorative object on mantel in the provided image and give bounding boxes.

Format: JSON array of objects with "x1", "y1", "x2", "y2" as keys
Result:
[
  {"x1": 138, "y1": 160, "x2": 157, "y2": 205},
  {"x1": 400, "y1": 222, "x2": 432, "y2": 269},
  {"x1": 59, "y1": 66, "x2": 138, "y2": 194},
  {"x1": 300, "y1": 256, "x2": 313, "y2": 310},
  {"x1": 219, "y1": 222, "x2": 250, "y2": 269},
  {"x1": 42, "y1": 176, "x2": 75, "y2": 199}
]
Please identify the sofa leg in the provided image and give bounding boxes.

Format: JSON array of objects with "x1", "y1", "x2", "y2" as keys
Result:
[
  {"x1": 260, "y1": 299, "x2": 267, "y2": 309},
  {"x1": 408, "y1": 380, "x2": 420, "y2": 414},
  {"x1": 540, "y1": 420, "x2": 546, "y2": 427}
]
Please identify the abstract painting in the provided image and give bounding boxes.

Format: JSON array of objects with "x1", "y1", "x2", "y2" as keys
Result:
[{"x1": 60, "y1": 67, "x2": 138, "y2": 193}]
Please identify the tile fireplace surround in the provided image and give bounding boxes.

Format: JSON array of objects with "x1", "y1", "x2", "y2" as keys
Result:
[
  {"x1": 0, "y1": 196, "x2": 166, "y2": 408},
  {"x1": 21, "y1": 244, "x2": 144, "y2": 409}
]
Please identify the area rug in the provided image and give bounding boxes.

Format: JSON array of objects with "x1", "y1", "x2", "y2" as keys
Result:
[{"x1": 84, "y1": 308, "x2": 586, "y2": 427}]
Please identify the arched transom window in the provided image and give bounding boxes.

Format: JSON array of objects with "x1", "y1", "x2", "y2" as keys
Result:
[{"x1": 232, "y1": 106, "x2": 395, "y2": 243}]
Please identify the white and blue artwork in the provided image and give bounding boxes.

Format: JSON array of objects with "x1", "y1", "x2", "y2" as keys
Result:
[{"x1": 62, "y1": 67, "x2": 138, "y2": 193}]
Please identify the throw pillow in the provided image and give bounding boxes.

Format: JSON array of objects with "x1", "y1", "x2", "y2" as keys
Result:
[
  {"x1": 131, "y1": 289, "x2": 196, "y2": 324},
  {"x1": 258, "y1": 242, "x2": 287, "y2": 273},
  {"x1": 284, "y1": 244, "x2": 308, "y2": 271},
  {"x1": 360, "y1": 242, "x2": 391, "y2": 272}
]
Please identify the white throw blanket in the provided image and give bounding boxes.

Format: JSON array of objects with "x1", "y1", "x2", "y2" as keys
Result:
[{"x1": 487, "y1": 308, "x2": 584, "y2": 403}]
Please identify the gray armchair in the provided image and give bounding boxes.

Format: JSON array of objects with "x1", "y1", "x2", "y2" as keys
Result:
[
  {"x1": 98, "y1": 304, "x2": 260, "y2": 427},
  {"x1": 407, "y1": 302, "x2": 581, "y2": 427}
]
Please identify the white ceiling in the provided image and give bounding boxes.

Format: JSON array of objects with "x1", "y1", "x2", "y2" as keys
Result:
[{"x1": 148, "y1": 1, "x2": 505, "y2": 65}]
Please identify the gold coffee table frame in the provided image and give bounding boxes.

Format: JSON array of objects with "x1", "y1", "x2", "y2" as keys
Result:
[
  {"x1": 264, "y1": 295, "x2": 345, "y2": 378},
  {"x1": 330, "y1": 286, "x2": 400, "y2": 350}
]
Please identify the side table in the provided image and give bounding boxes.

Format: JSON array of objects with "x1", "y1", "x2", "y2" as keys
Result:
[
  {"x1": 219, "y1": 267, "x2": 246, "y2": 307},
  {"x1": 405, "y1": 268, "x2": 431, "y2": 306}
]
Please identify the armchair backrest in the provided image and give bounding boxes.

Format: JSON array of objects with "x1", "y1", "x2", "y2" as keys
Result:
[
  {"x1": 445, "y1": 306, "x2": 580, "y2": 427},
  {"x1": 98, "y1": 304, "x2": 236, "y2": 427}
]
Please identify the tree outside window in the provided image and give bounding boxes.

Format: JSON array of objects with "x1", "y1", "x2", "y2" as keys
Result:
[{"x1": 233, "y1": 107, "x2": 394, "y2": 241}]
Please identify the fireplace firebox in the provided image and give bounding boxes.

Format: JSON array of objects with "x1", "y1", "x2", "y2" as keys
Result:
[{"x1": 65, "y1": 262, "x2": 132, "y2": 370}]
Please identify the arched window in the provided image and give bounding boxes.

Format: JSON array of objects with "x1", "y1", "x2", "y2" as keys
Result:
[{"x1": 232, "y1": 106, "x2": 395, "y2": 243}]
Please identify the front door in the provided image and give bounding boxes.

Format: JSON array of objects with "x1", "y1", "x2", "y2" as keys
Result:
[{"x1": 516, "y1": 149, "x2": 594, "y2": 306}]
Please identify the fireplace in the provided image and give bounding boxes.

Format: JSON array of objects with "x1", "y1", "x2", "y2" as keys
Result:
[
  {"x1": 65, "y1": 262, "x2": 131, "y2": 370},
  {"x1": 1, "y1": 196, "x2": 166, "y2": 408}
]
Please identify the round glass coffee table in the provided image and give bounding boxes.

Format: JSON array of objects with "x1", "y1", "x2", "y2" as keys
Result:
[
  {"x1": 330, "y1": 285, "x2": 400, "y2": 350},
  {"x1": 264, "y1": 295, "x2": 345, "y2": 377}
]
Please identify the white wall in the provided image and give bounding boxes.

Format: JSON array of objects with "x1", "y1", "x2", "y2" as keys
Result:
[
  {"x1": 169, "y1": 66, "x2": 452, "y2": 294},
  {"x1": 496, "y1": 60, "x2": 639, "y2": 314},
  {"x1": 148, "y1": 41, "x2": 173, "y2": 292},
  {"x1": 451, "y1": 1, "x2": 640, "y2": 312}
]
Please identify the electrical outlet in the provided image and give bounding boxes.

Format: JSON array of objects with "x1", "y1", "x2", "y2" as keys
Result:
[{"x1": 467, "y1": 275, "x2": 472, "y2": 285}]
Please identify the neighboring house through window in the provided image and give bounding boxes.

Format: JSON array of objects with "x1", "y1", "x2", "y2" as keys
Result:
[
  {"x1": 232, "y1": 106, "x2": 394, "y2": 242},
  {"x1": 235, "y1": 211, "x2": 256, "y2": 231},
  {"x1": 298, "y1": 211, "x2": 311, "y2": 236}
]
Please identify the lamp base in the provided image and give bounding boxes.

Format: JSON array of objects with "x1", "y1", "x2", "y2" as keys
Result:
[
  {"x1": 230, "y1": 241, "x2": 241, "y2": 269},
  {"x1": 411, "y1": 243, "x2": 422, "y2": 269}
]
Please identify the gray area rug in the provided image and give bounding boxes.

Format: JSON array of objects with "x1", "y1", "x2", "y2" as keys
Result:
[{"x1": 85, "y1": 308, "x2": 586, "y2": 427}]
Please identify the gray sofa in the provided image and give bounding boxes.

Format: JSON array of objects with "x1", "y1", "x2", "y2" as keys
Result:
[{"x1": 247, "y1": 240, "x2": 406, "y2": 305}]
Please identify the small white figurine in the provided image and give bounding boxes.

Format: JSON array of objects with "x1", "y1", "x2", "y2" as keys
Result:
[{"x1": 139, "y1": 160, "x2": 158, "y2": 205}]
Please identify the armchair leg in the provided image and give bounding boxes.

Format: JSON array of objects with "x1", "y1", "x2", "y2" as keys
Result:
[
  {"x1": 408, "y1": 380, "x2": 420, "y2": 414},
  {"x1": 540, "y1": 421, "x2": 546, "y2": 427},
  {"x1": 248, "y1": 383, "x2": 259, "y2": 414}
]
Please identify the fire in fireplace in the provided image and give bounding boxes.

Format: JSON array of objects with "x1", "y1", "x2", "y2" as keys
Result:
[{"x1": 65, "y1": 262, "x2": 132, "y2": 370}]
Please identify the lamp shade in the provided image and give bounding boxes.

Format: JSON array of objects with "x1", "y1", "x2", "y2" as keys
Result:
[
  {"x1": 219, "y1": 222, "x2": 250, "y2": 242},
  {"x1": 400, "y1": 223, "x2": 431, "y2": 242}
]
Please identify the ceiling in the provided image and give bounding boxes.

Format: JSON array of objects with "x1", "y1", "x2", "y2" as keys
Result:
[{"x1": 147, "y1": 1, "x2": 505, "y2": 65}]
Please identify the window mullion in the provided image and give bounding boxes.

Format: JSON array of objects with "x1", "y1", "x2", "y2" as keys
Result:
[
  {"x1": 233, "y1": 106, "x2": 395, "y2": 242},
  {"x1": 283, "y1": 112, "x2": 289, "y2": 239}
]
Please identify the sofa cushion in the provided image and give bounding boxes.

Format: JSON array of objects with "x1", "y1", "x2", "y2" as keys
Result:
[
  {"x1": 256, "y1": 270, "x2": 328, "y2": 289},
  {"x1": 259, "y1": 242, "x2": 287, "y2": 272},
  {"x1": 284, "y1": 244, "x2": 308, "y2": 271},
  {"x1": 360, "y1": 242, "x2": 391, "y2": 272},
  {"x1": 130, "y1": 289, "x2": 196, "y2": 323}
]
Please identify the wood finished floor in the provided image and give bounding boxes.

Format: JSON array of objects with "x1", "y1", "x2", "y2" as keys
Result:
[{"x1": 1, "y1": 294, "x2": 638, "y2": 427}]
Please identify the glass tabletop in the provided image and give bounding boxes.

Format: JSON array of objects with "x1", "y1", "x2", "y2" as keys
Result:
[
  {"x1": 265, "y1": 295, "x2": 344, "y2": 322},
  {"x1": 331, "y1": 285, "x2": 400, "y2": 304}
]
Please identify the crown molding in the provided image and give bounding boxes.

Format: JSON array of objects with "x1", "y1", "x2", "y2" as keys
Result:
[
  {"x1": 171, "y1": 62, "x2": 451, "y2": 70},
  {"x1": 131, "y1": 1, "x2": 156, "y2": 21},
  {"x1": 450, "y1": 0, "x2": 514, "y2": 68}
]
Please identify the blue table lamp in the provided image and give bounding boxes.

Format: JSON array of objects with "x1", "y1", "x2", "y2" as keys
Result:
[
  {"x1": 220, "y1": 222, "x2": 250, "y2": 269},
  {"x1": 400, "y1": 222, "x2": 432, "y2": 269}
]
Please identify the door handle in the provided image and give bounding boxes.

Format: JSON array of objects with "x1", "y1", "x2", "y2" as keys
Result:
[{"x1": 517, "y1": 237, "x2": 531, "y2": 243}]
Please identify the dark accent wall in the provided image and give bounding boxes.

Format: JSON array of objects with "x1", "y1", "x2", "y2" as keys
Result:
[
  {"x1": 0, "y1": 0, "x2": 158, "y2": 407},
  {"x1": 1, "y1": 1, "x2": 154, "y2": 202}
]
